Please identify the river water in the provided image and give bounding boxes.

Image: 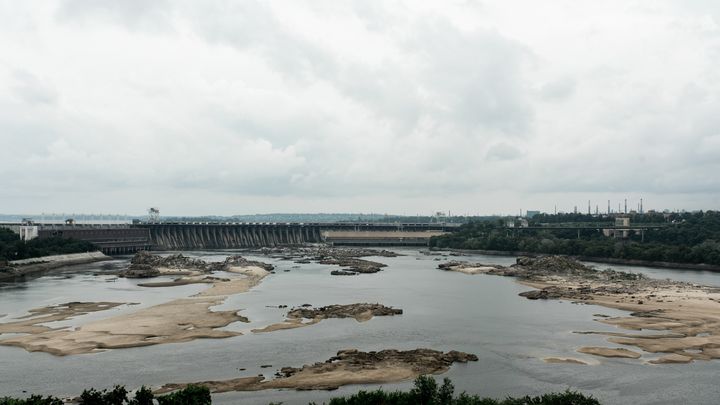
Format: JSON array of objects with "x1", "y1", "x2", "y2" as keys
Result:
[{"x1": 1, "y1": 249, "x2": 719, "y2": 404}]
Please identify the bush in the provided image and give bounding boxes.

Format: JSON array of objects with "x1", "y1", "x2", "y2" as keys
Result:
[
  {"x1": 156, "y1": 385, "x2": 211, "y2": 405},
  {"x1": 326, "y1": 376, "x2": 600, "y2": 405}
]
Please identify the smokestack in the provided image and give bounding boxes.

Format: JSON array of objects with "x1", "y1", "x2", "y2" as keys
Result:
[
  {"x1": 624, "y1": 199, "x2": 627, "y2": 214},
  {"x1": 608, "y1": 200, "x2": 611, "y2": 215},
  {"x1": 640, "y1": 198, "x2": 643, "y2": 214},
  {"x1": 588, "y1": 200, "x2": 591, "y2": 215}
]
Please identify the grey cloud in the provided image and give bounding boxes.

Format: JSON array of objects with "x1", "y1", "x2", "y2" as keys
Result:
[
  {"x1": 486, "y1": 143, "x2": 523, "y2": 161},
  {"x1": 11, "y1": 70, "x2": 58, "y2": 105},
  {"x1": 538, "y1": 77, "x2": 576, "y2": 101},
  {"x1": 2, "y1": 1, "x2": 720, "y2": 214},
  {"x1": 56, "y1": 0, "x2": 172, "y2": 30}
]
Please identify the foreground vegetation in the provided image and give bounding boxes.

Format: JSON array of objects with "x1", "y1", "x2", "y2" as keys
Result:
[
  {"x1": 431, "y1": 211, "x2": 720, "y2": 266},
  {"x1": 0, "y1": 228, "x2": 97, "y2": 262},
  {"x1": 321, "y1": 376, "x2": 599, "y2": 405},
  {"x1": 0, "y1": 377, "x2": 599, "y2": 405},
  {"x1": 0, "y1": 385, "x2": 210, "y2": 405}
]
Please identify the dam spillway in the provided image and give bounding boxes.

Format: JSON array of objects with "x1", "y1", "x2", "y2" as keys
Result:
[
  {"x1": 144, "y1": 223, "x2": 323, "y2": 250},
  {"x1": 7, "y1": 222, "x2": 458, "y2": 252}
]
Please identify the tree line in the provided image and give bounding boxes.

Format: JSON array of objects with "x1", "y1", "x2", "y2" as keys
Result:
[
  {"x1": 0, "y1": 377, "x2": 599, "y2": 405},
  {"x1": 430, "y1": 211, "x2": 720, "y2": 266},
  {"x1": 0, "y1": 228, "x2": 97, "y2": 262}
]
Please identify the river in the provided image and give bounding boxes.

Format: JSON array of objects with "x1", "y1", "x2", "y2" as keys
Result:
[{"x1": 0, "y1": 249, "x2": 718, "y2": 404}]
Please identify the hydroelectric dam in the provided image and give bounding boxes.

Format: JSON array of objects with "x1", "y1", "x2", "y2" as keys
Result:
[{"x1": 3, "y1": 222, "x2": 458, "y2": 254}]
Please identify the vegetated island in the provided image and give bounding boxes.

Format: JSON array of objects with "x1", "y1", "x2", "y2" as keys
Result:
[
  {"x1": 440, "y1": 255, "x2": 720, "y2": 364},
  {"x1": 430, "y1": 211, "x2": 720, "y2": 268}
]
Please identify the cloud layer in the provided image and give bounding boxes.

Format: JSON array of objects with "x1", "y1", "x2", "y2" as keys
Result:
[{"x1": 1, "y1": 1, "x2": 719, "y2": 215}]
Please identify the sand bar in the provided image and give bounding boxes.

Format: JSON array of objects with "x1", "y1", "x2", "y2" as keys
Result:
[
  {"x1": 155, "y1": 348, "x2": 477, "y2": 393},
  {"x1": 441, "y1": 256, "x2": 720, "y2": 363},
  {"x1": 0, "y1": 257, "x2": 270, "y2": 356}
]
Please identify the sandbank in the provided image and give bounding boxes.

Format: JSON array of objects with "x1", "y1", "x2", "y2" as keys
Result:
[
  {"x1": 155, "y1": 348, "x2": 477, "y2": 393},
  {"x1": 442, "y1": 257, "x2": 720, "y2": 364},
  {"x1": 0, "y1": 263, "x2": 269, "y2": 356},
  {"x1": 577, "y1": 347, "x2": 642, "y2": 359}
]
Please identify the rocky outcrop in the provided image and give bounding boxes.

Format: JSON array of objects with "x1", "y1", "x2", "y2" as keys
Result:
[
  {"x1": 319, "y1": 257, "x2": 385, "y2": 274},
  {"x1": 256, "y1": 247, "x2": 398, "y2": 276},
  {"x1": 119, "y1": 252, "x2": 274, "y2": 278},
  {"x1": 286, "y1": 303, "x2": 403, "y2": 320},
  {"x1": 156, "y1": 348, "x2": 478, "y2": 393},
  {"x1": 330, "y1": 270, "x2": 357, "y2": 276}
]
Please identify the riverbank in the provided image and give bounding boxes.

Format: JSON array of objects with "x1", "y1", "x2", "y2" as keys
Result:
[
  {"x1": 434, "y1": 248, "x2": 720, "y2": 272},
  {"x1": 0, "y1": 252, "x2": 110, "y2": 282},
  {"x1": 440, "y1": 256, "x2": 720, "y2": 364}
]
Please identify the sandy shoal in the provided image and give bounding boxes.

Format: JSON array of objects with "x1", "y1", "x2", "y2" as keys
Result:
[
  {"x1": 0, "y1": 267, "x2": 268, "y2": 356},
  {"x1": 155, "y1": 348, "x2": 476, "y2": 393},
  {"x1": 446, "y1": 261, "x2": 720, "y2": 364},
  {"x1": 524, "y1": 280, "x2": 720, "y2": 363},
  {"x1": 543, "y1": 357, "x2": 590, "y2": 365}
]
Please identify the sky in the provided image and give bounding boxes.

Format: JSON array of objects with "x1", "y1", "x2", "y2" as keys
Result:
[{"x1": 1, "y1": 1, "x2": 719, "y2": 216}]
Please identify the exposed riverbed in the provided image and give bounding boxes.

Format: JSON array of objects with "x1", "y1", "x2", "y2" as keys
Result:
[{"x1": 1, "y1": 249, "x2": 719, "y2": 404}]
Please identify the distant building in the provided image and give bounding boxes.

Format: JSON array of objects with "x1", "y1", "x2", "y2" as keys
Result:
[
  {"x1": 605, "y1": 217, "x2": 630, "y2": 239},
  {"x1": 615, "y1": 217, "x2": 630, "y2": 227},
  {"x1": 19, "y1": 226, "x2": 39, "y2": 241},
  {"x1": 525, "y1": 210, "x2": 541, "y2": 219}
]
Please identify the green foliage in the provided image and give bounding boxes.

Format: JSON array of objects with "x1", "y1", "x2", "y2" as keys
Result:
[
  {"x1": 430, "y1": 211, "x2": 720, "y2": 266},
  {"x1": 0, "y1": 395, "x2": 63, "y2": 405},
  {"x1": 80, "y1": 386, "x2": 128, "y2": 405},
  {"x1": 0, "y1": 228, "x2": 97, "y2": 262},
  {"x1": 0, "y1": 379, "x2": 598, "y2": 405},
  {"x1": 326, "y1": 376, "x2": 600, "y2": 405},
  {"x1": 0, "y1": 384, "x2": 210, "y2": 405},
  {"x1": 156, "y1": 385, "x2": 210, "y2": 405},
  {"x1": 127, "y1": 387, "x2": 154, "y2": 405}
]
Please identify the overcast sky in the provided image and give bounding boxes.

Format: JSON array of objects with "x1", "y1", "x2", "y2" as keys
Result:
[{"x1": 1, "y1": 1, "x2": 719, "y2": 216}]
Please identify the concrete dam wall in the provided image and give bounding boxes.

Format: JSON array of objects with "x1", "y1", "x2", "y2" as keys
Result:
[{"x1": 146, "y1": 224, "x2": 323, "y2": 250}]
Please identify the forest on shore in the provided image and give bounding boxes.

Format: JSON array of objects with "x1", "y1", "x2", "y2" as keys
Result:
[
  {"x1": 430, "y1": 211, "x2": 720, "y2": 266},
  {"x1": 0, "y1": 228, "x2": 97, "y2": 262}
]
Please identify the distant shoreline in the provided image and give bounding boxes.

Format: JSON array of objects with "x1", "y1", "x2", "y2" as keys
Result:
[
  {"x1": 0, "y1": 251, "x2": 111, "y2": 282},
  {"x1": 434, "y1": 248, "x2": 720, "y2": 272}
]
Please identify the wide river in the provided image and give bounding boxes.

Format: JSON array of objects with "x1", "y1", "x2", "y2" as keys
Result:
[{"x1": 1, "y1": 249, "x2": 719, "y2": 404}]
